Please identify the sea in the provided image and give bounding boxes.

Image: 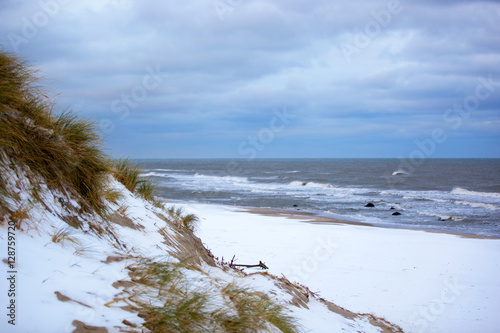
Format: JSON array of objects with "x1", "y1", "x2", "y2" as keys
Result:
[{"x1": 137, "y1": 159, "x2": 500, "y2": 238}]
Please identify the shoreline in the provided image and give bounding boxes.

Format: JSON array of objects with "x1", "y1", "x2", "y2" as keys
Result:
[
  {"x1": 238, "y1": 206, "x2": 500, "y2": 240},
  {"x1": 239, "y1": 207, "x2": 374, "y2": 226}
]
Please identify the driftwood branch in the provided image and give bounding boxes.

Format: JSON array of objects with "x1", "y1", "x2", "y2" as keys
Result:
[
  {"x1": 221, "y1": 255, "x2": 269, "y2": 270},
  {"x1": 230, "y1": 260, "x2": 269, "y2": 270}
]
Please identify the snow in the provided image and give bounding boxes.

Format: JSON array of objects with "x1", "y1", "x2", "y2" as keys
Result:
[
  {"x1": 190, "y1": 202, "x2": 500, "y2": 333},
  {"x1": 1, "y1": 177, "x2": 396, "y2": 333},
  {"x1": 3, "y1": 166, "x2": 498, "y2": 332},
  {"x1": 14, "y1": 233, "x2": 137, "y2": 332}
]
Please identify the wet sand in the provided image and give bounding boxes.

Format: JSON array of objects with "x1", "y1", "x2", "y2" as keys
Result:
[
  {"x1": 240, "y1": 207, "x2": 498, "y2": 239},
  {"x1": 240, "y1": 207, "x2": 373, "y2": 226}
]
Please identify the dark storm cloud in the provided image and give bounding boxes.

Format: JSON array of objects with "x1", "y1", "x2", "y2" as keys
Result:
[{"x1": 1, "y1": 0, "x2": 499, "y2": 157}]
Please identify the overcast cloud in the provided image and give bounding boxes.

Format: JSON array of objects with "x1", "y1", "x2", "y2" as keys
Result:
[{"x1": 1, "y1": 0, "x2": 499, "y2": 158}]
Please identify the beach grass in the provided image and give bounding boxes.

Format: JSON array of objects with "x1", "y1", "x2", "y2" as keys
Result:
[
  {"x1": 110, "y1": 158, "x2": 142, "y2": 193},
  {"x1": 137, "y1": 179, "x2": 156, "y2": 201},
  {"x1": 219, "y1": 283, "x2": 300, "y2": 333},
  {"x1": 132, "y1": 259, "x2": 300, "y2": 333},
  {"x1": 110, "y1": 157, "x2": 160, "y2": 203},
  {"x1": 166, "y1": 206, "x2": 200, "y2": 231},
  {"x1": 51, "y1": 225, "x2": 81, "y2": 248},
  {"x1": 0, "y1": 51, "x2": 109, "y2": 215},
  {"x1": 0, "y1": 51, "x2": 162, "y2": 219}
]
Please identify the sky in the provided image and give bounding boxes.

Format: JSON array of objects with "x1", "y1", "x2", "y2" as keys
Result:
[{"x1": 1, "y1": 0, "x2": 499, "y2": 159}]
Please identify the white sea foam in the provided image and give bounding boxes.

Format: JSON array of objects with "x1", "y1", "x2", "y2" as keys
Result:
[
  {"x1": 306, "y1": 182, "x2": 334, "y2": 189},
  {"x1": 392, "y1": 169, "x2": 408, "y2": 176},
  {"x1": 455, "y1": 200, "x2": 500, "y2": 211},
  {"x1": 289, "y1": 181, "x2": 334, "y2": 188},
  {"x1": 402, "y1": 195, "x2": 449, "y2": 203},
  {"x1": 451, "y1": 187, "x2": 500, "y2": 198},
  {"x1": 250, "y1": 189, "x2": 272, "y2": 194},
  {"x1": 140, "y1": 172, "x2": 170, "y2": 178},
  {"x1": 418, "y1": 211, "x2": 460, "y2": 221},
  {"x1": 194, "y1": 173, "x2": 249, "y2": 183},
  {"x1": 387, "y1": 203, "x2": 403, "y2": 210}
]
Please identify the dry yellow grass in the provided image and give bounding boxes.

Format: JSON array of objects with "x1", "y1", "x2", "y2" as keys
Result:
[{"x1": 0, "y1": 51, "x2": 109, "y2": 215}]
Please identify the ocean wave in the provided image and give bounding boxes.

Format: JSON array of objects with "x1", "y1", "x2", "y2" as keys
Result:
[
  {"x1": 451, "y1": 187, "x2": 500, "y2": 198},
  {"x1": 289, "y1": 181, "x2": 333, "y2": 188},
  {"x1": 389, "y1": 203, "x2": 403, "y2": 210},
  {"x1": 402, "y1": 195, "x2": 449, "y2": 203},
  {"x1": 276, "y1": 170, "x2": 300, "y2": 174},
  {"x1": 140, "y1": 172, "x2": 170, "y2": 178},
  {"x1": 392, "y1": 169, "x2": 409, "y2": 176},
  {"x1": 455, "y1": 200, "x2": 500, "y2": 211},
  {"x1": 263, "y1": 170, "x2": 299, "y2": 174},
  {"x1": 194, "y1": 173, "x2": 249, "y2": 183},
  {"x1": 418, "y1": 211, "x2": 461, "y2": 221},
  {"x1": 307, "y1": 182, "x2": 334, "y2": 189},
  {"x1": 250, "y1": 189, "x2": 273, "y2": 194},
  {"x1": 380, "y1": 191, "x2": 405, "y2": 199}
]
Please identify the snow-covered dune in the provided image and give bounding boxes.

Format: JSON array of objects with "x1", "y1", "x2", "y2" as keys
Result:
[
  {"x1": 0, "y1": 51, "x2": 402, "y2": 332},
  {"x1": 0, "y1": 173, "x2": 402, "y2": 332}
]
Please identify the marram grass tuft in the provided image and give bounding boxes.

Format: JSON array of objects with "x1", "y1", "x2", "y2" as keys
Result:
[{"x1": 0, "y1": 51, "x2": 109, "y2": 215}]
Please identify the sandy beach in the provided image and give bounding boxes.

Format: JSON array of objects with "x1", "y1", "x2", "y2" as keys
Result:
[
  {"x1": 189, "y1": 202, "x2": 500, "y2": 333},
  {"x1": 242, "y1": 207, "x2": 499, "y2": 240},
  {"x1": 240, "y1": 207, "x2": 375, "y2": 226}
]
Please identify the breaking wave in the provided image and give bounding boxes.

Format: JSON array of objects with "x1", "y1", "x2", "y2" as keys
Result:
[
  {"x1": 194, "y1": 174, "x2": 249, "y2": 183},
  {"x1": 418, "y1": 211, "x2": 461, "y2": 221},
  {"x1": 289, "y1": 181, "x2": 334, "y2": 189},
  {"x1": 451, "y1": 187, "x2": 500, "y2": 198},
  {"x1": 140, "y1": 172, "x2": 170, "y2": 178},
  {"x1": 455, "y1": 201, "x2": 500, "y2": 211}
]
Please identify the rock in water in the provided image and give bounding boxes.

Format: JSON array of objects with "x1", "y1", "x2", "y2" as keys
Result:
[
  {"x1": 392, "y1": 212, "x2": 402, "y2": 216},
  {"x1": 365, "y1": 203, "x2": 375, "y2": 207}
]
